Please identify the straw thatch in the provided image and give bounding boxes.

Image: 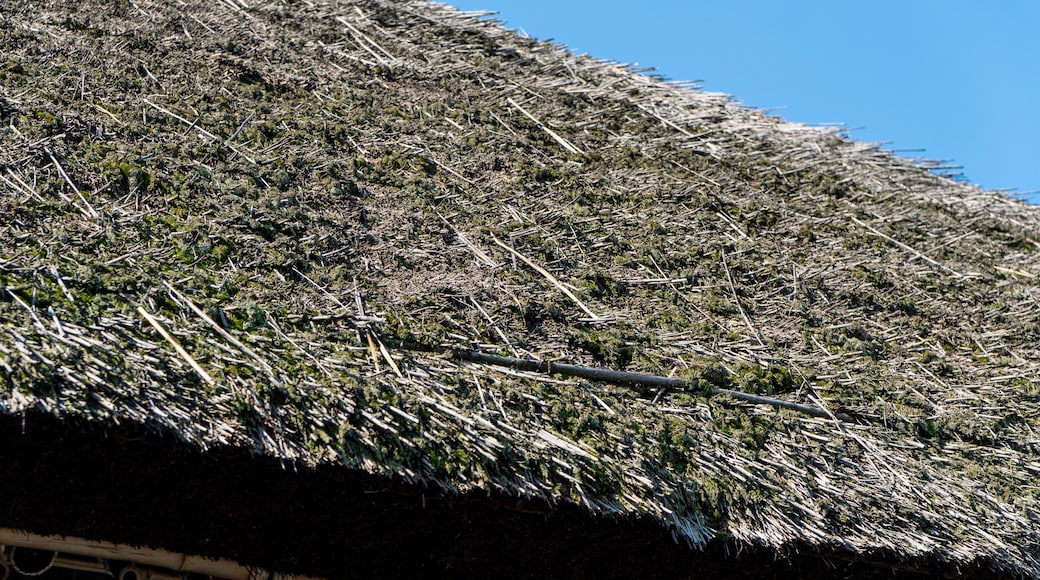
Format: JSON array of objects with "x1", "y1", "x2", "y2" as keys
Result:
[{"x1": 1, "y1": 0, "x2": 1039, "y2": 577}]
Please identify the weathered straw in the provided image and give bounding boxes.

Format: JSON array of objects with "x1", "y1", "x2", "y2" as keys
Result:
[{"x1": 1, "y1": 0, "x2": 1038, "y2": 577}]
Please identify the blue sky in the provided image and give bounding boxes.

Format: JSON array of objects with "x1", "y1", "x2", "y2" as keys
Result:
[{"x1": 449, "y1": 1, "x2": 1040, "y2": 204}]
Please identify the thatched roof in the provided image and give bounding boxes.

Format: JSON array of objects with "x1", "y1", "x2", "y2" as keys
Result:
[{"x1": 2, "y1": 0, "x2": 1039, "y2": 577}]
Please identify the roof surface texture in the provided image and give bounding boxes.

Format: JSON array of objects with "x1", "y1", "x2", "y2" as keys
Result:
[{"x1": 1, "y1": 1, "x2": 1039, "y2": 577}]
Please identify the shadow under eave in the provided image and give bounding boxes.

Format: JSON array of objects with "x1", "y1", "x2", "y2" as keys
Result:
[{"x1": 0, "y1": 412, "x2": 1003, "y2": 579}]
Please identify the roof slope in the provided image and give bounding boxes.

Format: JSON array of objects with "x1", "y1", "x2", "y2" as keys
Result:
[{"x1": 2, "y1": 0, "x2": 1039, "y2": 576}]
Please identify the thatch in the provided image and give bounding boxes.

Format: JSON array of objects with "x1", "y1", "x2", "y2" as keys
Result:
[{"x1": 1, "y1": 0, "x2": 1039, "y2": 577}]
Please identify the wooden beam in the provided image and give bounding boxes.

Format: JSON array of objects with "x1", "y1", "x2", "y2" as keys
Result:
[{"x1": 0, "y1": 527, "x2": 318, "y2": 579}]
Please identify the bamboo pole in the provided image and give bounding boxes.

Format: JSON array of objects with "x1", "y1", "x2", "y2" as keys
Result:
[{"x1": 452, "y1": 350, "x2": 849, "y2": 421}]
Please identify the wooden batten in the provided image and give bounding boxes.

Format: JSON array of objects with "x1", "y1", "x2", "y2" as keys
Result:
[{"x1": 0, "y1": 527, "x2": 317, "y2": 579}]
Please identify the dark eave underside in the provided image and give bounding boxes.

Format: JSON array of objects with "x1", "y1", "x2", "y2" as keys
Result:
[{"x1": 1, "y1": 414, "x2": 1006, "y2": 579}]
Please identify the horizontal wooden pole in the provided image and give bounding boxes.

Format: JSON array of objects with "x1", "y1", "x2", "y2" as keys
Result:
[
  {"x1": 452, "y1": 350, "x2": 848, "y2": 421},
  {"x1": 0, "y1": 527, "x2": 317, "y2": 579}
]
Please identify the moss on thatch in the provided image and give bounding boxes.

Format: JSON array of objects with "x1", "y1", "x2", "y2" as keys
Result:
[{"x1": 1, "y1": 0, "x2": 1039, "y2": 577}]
